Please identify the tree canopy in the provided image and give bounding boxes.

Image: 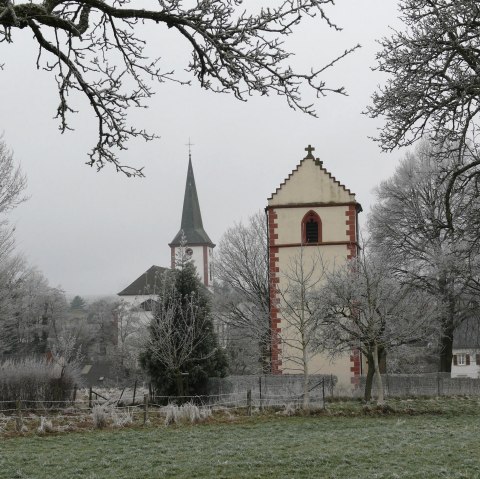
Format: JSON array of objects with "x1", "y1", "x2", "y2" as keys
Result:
[
  {"x1": 316, "y1": 246, "x2": 438, "y2": 402},
  {"x1": 0, "y1": 0, "x2": 359, "y2": 175},
  {"x1": 368, "y1": 142, "x2": 480, "y2": 372},
  {"x1": 141, "y1": 263, "x2": 227, "y2": 398},
  {"x1": 368, "y1": 0, "x2": 480, "y2": 226}
]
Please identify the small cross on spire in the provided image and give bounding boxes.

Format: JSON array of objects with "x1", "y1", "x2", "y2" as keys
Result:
[
  {"x1": 186, "y1": 138, "x2": 194, "y2": 159},
  {"x1": 305, "y1": 144, "x2": 315, "y2": 158}
]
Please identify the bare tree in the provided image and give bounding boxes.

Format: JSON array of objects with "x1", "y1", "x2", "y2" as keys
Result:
[
  {"x1": 277, "y1": 246, "x2": 324, "y2": 409},
  {"x1": 113, "y1": 300, "x2": 144, "y2": 374},
  {"x1": 367, "y1": 0, "x2": 480, "y2": 227},
  {"x1": 0, "y1": 253, "x2": 26, "y2": 356},
  {"x1": 0, "y1": 139, "x2": 27, "y2": 215},
  {"x1": 369, "y1": 142, "x2": 480, "y2": 372},
  {"x1": 0, "y1": 1, "x2": 358, "y2": 174},
  {"x1": 214, "y1": 211, "x2": 270, "y2": 373},
  {"x1": 86, "y1": 299, "x2": 118, "y2": 359},
  {"x1": 316, "y1": 247, "x2": 438, "y2": 404}
]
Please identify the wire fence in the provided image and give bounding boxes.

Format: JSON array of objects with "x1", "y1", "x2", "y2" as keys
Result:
[
  {"x1": 3, "y1": 373, "x2": 480, "y2": 429},
  {"x1": 355, "y1": 373, "x2": 480, "y2": 398}
]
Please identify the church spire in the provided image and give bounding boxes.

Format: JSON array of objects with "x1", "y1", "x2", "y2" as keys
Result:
[{"x1": 169, "y1": 154, "x2": 214, "y2": 247}]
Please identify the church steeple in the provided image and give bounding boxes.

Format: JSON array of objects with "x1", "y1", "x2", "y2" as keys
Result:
[
  {"x1": 169, "y1": 151, "x2": 215, "y2": 288},
  {"x1": 169, "y1": 155, "x2": 214, "y2": 247}
]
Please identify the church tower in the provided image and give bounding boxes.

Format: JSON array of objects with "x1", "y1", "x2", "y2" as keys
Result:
[
  {"x1": 267, "y1": 145, "x2": 362, "y2": 390},
  {"x1": 169, "y1": 154, "x2": 215, "y2": 287}
]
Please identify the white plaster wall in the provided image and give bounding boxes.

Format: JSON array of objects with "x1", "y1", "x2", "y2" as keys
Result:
[
  {"x1": 276, "y1": 243, "x2": 353, "y2": 390},
  {"x1": 451, "y1": 349, "x2": 480, "y2": 378},
  {"x1": 275, "y1": 206, "x2": 350, "y2": 244},
  {"x1": 269, "y1": 158, "x2": 356, "y2": 206}
]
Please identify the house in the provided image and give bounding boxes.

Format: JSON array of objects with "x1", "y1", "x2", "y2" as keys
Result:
[
  {"x1": 266, "y1": 145, "x2": 362, "y2": 392},
  {"x1": 451, "y1": 318, "x2": 480, "y2": 378}
]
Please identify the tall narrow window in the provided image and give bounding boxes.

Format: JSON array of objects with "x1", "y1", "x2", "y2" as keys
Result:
[{"x1": 301, "y1": 211, "x2": 322, "y2": 244}]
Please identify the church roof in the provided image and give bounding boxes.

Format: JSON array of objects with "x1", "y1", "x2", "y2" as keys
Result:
[
  {"x1": 117, "y1": 265, "x2": 169, "y2": 296},
  {"x1": 169, "y1": 156, "x2": 214, "y2": 247}
]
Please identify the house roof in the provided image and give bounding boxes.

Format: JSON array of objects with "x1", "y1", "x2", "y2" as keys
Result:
[
  {"x1": 80, "y1": 361, "x2": 114, "y2": 387},
  {"x1": 169, "y1": 156, "x2": 214, "y2": 247},
  {"x1": 453, "y1": 318, "x2": 480, "y2": 349},
  {"x1": 117, "y1": 265, "x2": 169, "y2": 296}
]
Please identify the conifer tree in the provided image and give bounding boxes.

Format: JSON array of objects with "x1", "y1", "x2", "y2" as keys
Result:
[{"x1": 141, "y1": 262, "x2": 227, "y2": 399}]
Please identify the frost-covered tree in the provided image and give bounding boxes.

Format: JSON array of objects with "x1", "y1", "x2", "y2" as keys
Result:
[
  {"x1": 0, "y1": 0, "x2": 359, "y2": 174},
  {"x1": 368, "y1": 0, "x2": 480, "y2": 227},
  {"x1": 214, "y1": 212, "x2": 270, "y2": 373},
  {"x1": 141, "y1": 263, "x2": 227, "y2": 398},
  {"x1": 0, "y1": 138, "x2": 28, "y2": 357},
  {"x1": 316, "y1": 247, "x2": 438, "y2": 403},
  {"x1": 369, "y1": 142, "x2": 480, "y2": 372}
]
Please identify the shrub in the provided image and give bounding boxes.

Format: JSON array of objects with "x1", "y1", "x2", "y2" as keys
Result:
[
  {"x1": 37, "y1": 417, "x2": 54, "y2": 434},
  {"x1": 92, "y1": 405, "x2": 108, "y2": 429},
  {"x1": 110, "y1": 409, "x2": 133, "y2": 428},
  {"x1": 164, "y1": 402, "x2": 211, "y2": 426},
  {"x1": 0, "y1": 358, "x2": 79, "y2": 408}
]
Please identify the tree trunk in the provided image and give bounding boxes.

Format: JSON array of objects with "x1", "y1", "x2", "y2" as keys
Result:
[
  {"x1": 302, "y1": 345, "x2": 310, "y2": 410},
  {"x1": 438, "y1": 279, "x2": 455, "y2": 373},
  {"x1": 364, "y1": 353, "x2": 375, "y2": 402},
  {"x1": 439, "y1": 329, "x2": 454, "y2": 373},
  {"x1": 175, "y1": 371, "x2": 185, "y2": 402},
  {"x1": 373, "y1": 343, "x2": 384, "y2": 405},
  {"x1": 378, "y1": 345, "x2": 387, "y2": 374}
]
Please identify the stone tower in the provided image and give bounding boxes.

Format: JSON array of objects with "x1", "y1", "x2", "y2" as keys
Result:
[{"x1": 266, "y1": 145, "x2": 362, "y2": 390}]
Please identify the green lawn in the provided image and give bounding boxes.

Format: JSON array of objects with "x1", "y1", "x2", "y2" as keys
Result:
[{"x1": 1, "y1": 404, "x2": 480, "y2": 479}]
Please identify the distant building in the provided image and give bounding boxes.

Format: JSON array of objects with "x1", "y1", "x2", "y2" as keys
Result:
[
  {"x1": 452, "y1": 318, "x2": 480, "y2": 378},
  {"x1": 266, "y1": 145, "x2": 362, "y2": 392},
  {"x1": 118, "y1": 153, "x2": 214, "y2": 308}
]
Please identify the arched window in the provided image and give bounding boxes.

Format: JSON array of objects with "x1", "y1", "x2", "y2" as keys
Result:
[{"x1": 301, "y1": 210, "x2": 322, "y2": 244}]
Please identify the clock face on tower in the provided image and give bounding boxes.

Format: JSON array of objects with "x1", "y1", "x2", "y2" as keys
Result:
[{"x1": 185, "y1": 248, "x2": 193, "y2": 258}]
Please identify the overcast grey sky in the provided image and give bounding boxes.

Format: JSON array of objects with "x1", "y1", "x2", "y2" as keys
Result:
[{"x1": 1, "y1": 1, "x2": 404, "y2": 297}]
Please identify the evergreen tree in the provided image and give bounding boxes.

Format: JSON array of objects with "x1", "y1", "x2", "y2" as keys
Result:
[
  {"x1": 141, "y1": 262, "x2": 227, "y2": 399},
  {"x1": 70, "y1": 295, "x2": 86, "y2": 311}
]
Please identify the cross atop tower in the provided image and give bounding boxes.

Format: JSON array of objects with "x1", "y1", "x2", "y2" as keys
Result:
[
  {"x1": 305, "y1": 144, "x2": 315, "y2": 159},
  {"x1": 186, "y1": 138, "x2": 194, "y2": 160}
]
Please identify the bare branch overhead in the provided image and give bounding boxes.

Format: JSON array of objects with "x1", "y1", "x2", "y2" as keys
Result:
[{"x1": 0, "y1": 0, "x2": 359, "y2": 174}]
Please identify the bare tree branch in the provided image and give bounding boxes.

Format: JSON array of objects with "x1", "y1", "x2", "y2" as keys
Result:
[{"x1": 1, "y1": 0, "x2": 359, "y2": 174}]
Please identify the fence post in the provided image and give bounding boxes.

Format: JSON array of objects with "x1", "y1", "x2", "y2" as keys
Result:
[
  {"x1": 330, "y1": 374, "x2": 334, "y2": 398},
  {"x1": 15, "y1": 399, "x2": 23, "y2": 432},
  {"x1": 259, "y1": 376, "x2": 263, "y2": 411},
  {"x1": 132, "y1": 379, "x2": 137, "y2": 406},
  {"x1": 437, "y1": 373, "x2": 442, "y2": 397},
  {"x1": 247, "y1": 389, "x2": 252, "y2": 416},
  {"x1": 72, "y1": 384, "x2": 77, "y2": 403},
  {"x1": 322, "y1": 378, "x2": 326, "y2": 410},
  {"x1": 143, "y1": 394, "x2": 149, "y2": 425},
  {"x1": 88, "y1": 387, "x2": 93, "y2": 409}
]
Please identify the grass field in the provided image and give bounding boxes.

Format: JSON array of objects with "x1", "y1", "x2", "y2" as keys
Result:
[{"x1": 1, "y1": 399, "x2": 480, "y2": 479}]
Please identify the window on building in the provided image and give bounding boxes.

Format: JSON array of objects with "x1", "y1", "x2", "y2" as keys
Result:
[
  {"x1": 454, "y1": 353, "x2": 470, "y2": 366},
  {"x1": 301, "y1": 210, "x2": 322, "y2": 244}
]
